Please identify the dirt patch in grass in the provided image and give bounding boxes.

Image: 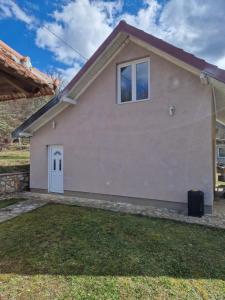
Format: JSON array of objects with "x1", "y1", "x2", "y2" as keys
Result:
[{"x1": 0, "y1": 204, "x2": 224, "y2": 299}]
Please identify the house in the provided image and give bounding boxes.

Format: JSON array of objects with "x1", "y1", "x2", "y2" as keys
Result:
[
  {"x1": 12, "y1": 21, "x2": 225, "y2": 214},
  {"x1": 0, "y1": 40, "x2": 58, "y2": 101}
]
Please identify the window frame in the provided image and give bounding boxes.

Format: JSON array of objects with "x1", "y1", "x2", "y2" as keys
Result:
[
  {"x1": 117, "y1": 57, "x2": 150, "y2": 104},
  {"x1": 218, "y1": 146, "x2": 225, "y2": 158}
]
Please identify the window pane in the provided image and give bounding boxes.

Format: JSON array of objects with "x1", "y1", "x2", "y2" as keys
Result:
[
  {"x1": 59, "y1": 159, "x2": 62, "y2": 171},
  {"x1": 53, "y1": 159, "x2": 56, "y2": 171},
  {"x1": 120, "y1": 65, "x2": 132, "y2": 102},
  {"x1": 136, "y1": 62, "x2": 149, "y2": 100},
  {"x1": 219, "y1": 148, "x2": 225, "y2": 157}
]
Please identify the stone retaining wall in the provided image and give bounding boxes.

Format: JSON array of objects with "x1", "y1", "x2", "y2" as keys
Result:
[{"x1": 0, "y1": 172, "x2": 29, "y2": 194}]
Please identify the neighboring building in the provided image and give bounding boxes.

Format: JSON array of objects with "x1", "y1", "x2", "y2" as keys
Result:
[
  {"x1": 12, "y1": 21, "x2": 225, "y2": 214},
  {"x1": 216, "y1": 121, "x2": 225, "y2": 164},
  {"x1": 0, "y1": 40, "x2": 58, "y2": 101},
  {"x1": 0, "y1": 40, "x2": 59, "y2": 141}
]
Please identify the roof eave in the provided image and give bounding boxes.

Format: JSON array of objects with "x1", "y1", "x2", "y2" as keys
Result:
[
  {"x1": 11, "y1": 95, "x2": 76, "y2": 138},
  {"x1": 11, "y1": 21, "x2": 225, "y2": 137}
]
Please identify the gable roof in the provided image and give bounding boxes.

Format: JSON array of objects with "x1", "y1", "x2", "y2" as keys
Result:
[
  {"x1": 12, "y1": 20, "x2": 225, "y2": 138},
  {"x1": 65, "y1": 21, "x2": 225, "y2": 93},
  {"x1": 0, "y1": 40, "x2": 58, "y2": 101}
]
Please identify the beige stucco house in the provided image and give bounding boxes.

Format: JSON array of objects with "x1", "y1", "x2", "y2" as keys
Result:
[{"x1": 13, "y1": 21, "x2": 225, "y2": 214}]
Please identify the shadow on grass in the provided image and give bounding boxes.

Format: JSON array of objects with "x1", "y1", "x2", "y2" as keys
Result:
[
  {"x1": 0, "y1": 198, "x2": 27, "y2": 209},
  {"x1": 0, "y1": 164, "x2": 29, "y2": 173},
  {"x1": 0, "y1": 204, "x2": 224, "y2": 279}
]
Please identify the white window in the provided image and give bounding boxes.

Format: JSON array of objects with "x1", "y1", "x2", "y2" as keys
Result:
[
  {"x1": 117, "y1": 58, "x2": 150, "y2": 104},
  {"x1": 218, "y1": 147, "x2": 225, "y2": 158}
]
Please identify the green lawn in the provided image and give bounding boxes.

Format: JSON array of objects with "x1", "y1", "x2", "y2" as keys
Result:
[
  {"x1": 0, "y1": 149, "x2": 29, "y2": 173},
  {"x1": 0, "y1": 198, "x2": 26, "y2": 209},
  {"x1": 0, "y1": 204, "x2": 224, "y2": 299}
]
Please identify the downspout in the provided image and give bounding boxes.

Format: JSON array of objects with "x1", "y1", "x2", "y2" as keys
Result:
[
  {"x1": 210, "y1": 78, "x2": 217, "y2": 204},
  {"x1": 211, "y1": 83, "x2": 217, "y2": 191},
  {"x1": 200, "y1": 72, "x2": 217, "y2": 210}
]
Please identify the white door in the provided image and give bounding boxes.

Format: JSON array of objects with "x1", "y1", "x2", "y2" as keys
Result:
[{"x1": 48, "y1": 145, "x2": 63, "y2": 193}]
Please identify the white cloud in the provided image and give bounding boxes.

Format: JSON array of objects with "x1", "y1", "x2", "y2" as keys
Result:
[
  {"x1": 216, "y1": 57, "x2": 225, "y2": 70},
  {"x1": 57, "y1": 62, "x2": 81, "y2": 85},
  {"x1": 119, "y1": 0, "x2": 162, "y2": 34},
  {"x1": 0, "y1": 0, "x2": 34, "y2": 24},
  {"x1": 35, "y1": 0, "x2": 225, "y2": 82},
  {"x1": 120, "y1": 0, "x2": 225, "y2": 67},
  {"x1": 2, "y1": 0, "x2": 225, "y2": 82},
  {"x1": 35, "y1": 0, "x2": 121, "y2": 66},
  {"x1": 158, "y1": 0, "x2": 225, "y2": 63}
]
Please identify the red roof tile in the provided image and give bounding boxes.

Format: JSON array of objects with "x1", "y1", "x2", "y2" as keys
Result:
[{"x1": 0, "y1": 40, "x2": 58, "y2": 101}]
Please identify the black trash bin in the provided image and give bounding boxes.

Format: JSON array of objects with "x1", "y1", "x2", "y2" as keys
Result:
[{"x1": 188, "y1": 190, "x2": 204, "y2": 217}]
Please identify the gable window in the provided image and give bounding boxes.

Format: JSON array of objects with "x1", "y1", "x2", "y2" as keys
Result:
[{"x1": 117, "y1": 58, "x2": 150, "y2": 103}]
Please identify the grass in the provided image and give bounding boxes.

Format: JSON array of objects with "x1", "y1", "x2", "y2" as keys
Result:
[
  {"x1": 0, "y1": 149, "x2": 29, "y2": 173},
  {"x1": 0, "y1": 204, "x2": 224, "y2": 299},
  {"x1": 0, "y1": 198, "x2": 26, "y2": 209}
]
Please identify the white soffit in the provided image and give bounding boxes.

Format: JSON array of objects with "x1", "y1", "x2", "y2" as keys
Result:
[{"x1": 26, "y1": 97, "x2": 76, "y2": 134}]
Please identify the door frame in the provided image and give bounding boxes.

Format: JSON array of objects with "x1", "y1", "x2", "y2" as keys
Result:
[{"x1": 48, "y1": 145, "x2": 64, "y2": 193}]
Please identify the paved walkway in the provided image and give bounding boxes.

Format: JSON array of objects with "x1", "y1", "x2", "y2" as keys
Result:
[
  {"x1": 20, "y1": 192, "x2": 225, "y2": 229},
  {"x1": 0, "y1": 192, "x2": 225, "y2": 229},
  {"x1": 0, "y1": 198, "x2": 47, "y2": 223}
]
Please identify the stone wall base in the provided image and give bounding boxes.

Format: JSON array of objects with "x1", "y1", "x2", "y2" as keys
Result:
[
  {"x1": 30, "y1": 188, "x2": 213, "y2": 215},
  {"x1": 0, "y1": 172, "x2": 29, "y2": 194}
]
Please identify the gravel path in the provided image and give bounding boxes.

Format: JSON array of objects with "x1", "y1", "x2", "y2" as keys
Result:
[
  {"x1": 18, "y1": 192, "x2": 225, "y2": 229},
  {"x1": 0, "y1": 198, "x2": 47, "y2": 223},
  {"x1": 0, "y1": 192, "x2": 224, "y2": 229}
]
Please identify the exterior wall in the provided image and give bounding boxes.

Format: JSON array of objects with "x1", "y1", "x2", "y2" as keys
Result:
[
  {"x1": 0, "y1": 172, "x2": 29, "y2": 194},
  {"x1": 30, "y1": 41, "x2": 214, "y2": 208}
]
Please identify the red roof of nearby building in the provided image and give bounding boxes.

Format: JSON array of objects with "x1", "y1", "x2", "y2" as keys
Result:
[{"x1": 0, "y1": 40, "x2": 58, "y2": 101}]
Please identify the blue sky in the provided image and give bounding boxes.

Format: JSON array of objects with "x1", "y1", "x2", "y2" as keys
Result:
[
  {"x1": 0, "y1": 0, "x2": 151, "y2": 76},
  {"x1": 0, "y1": 0, "x2": 225, "y2": 83},
  {"x1": 0, "y1": 0, "x2": 80, "y2": 73}
]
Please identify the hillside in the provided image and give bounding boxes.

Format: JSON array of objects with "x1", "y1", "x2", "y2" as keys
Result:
[{"x1": 0, "y1": 97, "x2": 50, "y2": 141}]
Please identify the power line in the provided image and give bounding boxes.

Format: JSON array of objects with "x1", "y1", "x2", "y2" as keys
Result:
[
  {"x1": 13, "y1": 0, "x2": 89, "y2": 63},
  {"x1": 43, "y1": 25, "x2": 88, "y2": 62}
]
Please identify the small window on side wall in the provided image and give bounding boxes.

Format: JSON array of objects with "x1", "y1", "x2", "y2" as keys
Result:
[
  {"x1": 117, "y1": 58, "x2": 150, "y2": 104},
  {"x1": 218, "y1": 147, "x2": 225, "y2": 158}
]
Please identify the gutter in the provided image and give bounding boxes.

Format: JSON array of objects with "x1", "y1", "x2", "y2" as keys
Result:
[
  {"x1": 11, "y1": 94, "x2": 59, "y2": 139},
  {"x1": 11, "y1": 94, "x2": 76, "y2": 139},
  {"x1": 18, "y1": 132, "x2": 32, "y2": 138}
]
